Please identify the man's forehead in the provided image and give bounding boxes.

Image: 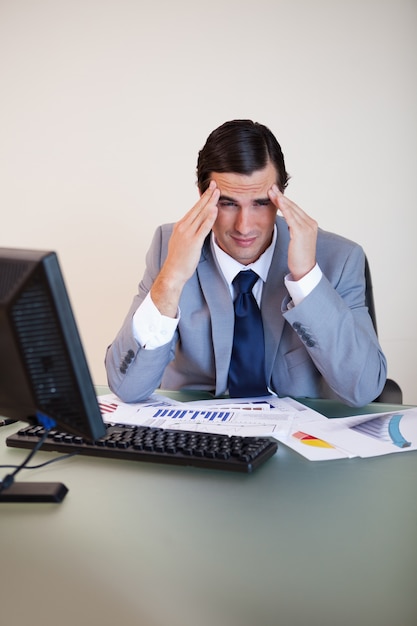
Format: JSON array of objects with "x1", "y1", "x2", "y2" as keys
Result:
[{"x1": 211, "y1": 164, "x2": 278, "y2": 196}]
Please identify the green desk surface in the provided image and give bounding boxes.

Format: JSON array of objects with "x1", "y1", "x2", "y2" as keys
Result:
[{"x1": 1, "y1": 391, "x2": 416, "y2": 626}]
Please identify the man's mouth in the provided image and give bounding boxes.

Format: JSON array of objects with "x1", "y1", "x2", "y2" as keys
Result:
[{"x1": 231, "y1": 236, "x2": 256, "y2": 247}]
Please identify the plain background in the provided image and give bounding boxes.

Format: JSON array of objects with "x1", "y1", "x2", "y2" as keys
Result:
[{"x1": 1, "y1": 0, "x2": 416, "y2": 404}]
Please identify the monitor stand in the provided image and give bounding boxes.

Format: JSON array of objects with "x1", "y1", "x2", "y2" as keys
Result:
[{"x1": 0, "y1": 481, "x2": 68, "y2": 503}]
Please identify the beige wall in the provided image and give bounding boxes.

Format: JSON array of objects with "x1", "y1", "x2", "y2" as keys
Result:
[{"x1": 1, "y1": 0, "x2": 416, "y2": 403}]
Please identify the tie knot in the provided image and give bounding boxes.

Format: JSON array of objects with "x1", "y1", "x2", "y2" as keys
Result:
[{"x1": 233, "y1": 270, "x2": 259, "y2": 295}]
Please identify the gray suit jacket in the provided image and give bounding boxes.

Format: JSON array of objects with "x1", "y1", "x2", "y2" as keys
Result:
[{"x1": 105, "y1": 217, "x2": 387, "y2": 407}]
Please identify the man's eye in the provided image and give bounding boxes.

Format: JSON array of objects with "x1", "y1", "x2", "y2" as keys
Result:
[
  {"x1": 254, "y1": 200, "x2": 272, "y2": 207},
  {"x1": 218, "y1": 201, "x2": 237, "y2": 208}
]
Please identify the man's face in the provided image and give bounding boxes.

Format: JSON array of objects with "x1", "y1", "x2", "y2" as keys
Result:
[{"x1": 210, "y1": 161, "x2": 278, "y2": 265}]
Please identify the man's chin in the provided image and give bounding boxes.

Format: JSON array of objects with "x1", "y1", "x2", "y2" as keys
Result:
[{"x1": 230, "y1": 248, "x2": 260, "y2": 265}]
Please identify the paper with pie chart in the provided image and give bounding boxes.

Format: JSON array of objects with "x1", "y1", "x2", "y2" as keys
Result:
[
  {"x1": 283, "y1": 430, "x2": 352, "y2": 461},
  {"x1": 301, "y1": 407, "x2": 417, "y2": 458}
]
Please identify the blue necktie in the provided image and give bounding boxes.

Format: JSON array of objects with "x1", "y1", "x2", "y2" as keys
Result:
[{"x1": 228, "y1": 270, "x2": 269, "y2": 397}]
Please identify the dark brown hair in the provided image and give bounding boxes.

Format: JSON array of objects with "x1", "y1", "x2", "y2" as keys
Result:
[{"x1": 197, "y1": 120, "x2": 290, "y2": 193}]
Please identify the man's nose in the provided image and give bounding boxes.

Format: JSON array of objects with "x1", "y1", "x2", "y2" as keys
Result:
[{"x1": 234, "y1": 209, "x2": 252, "y2": 234}]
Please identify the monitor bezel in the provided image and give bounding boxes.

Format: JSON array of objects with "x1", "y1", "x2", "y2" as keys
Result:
[{"x1": 0, "y1": 247, "x2": 106, "y2": 441}]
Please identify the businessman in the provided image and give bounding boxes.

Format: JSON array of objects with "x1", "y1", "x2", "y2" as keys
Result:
[{"x1": 105, "y1": 120, "x2": 387, "y2": 406}]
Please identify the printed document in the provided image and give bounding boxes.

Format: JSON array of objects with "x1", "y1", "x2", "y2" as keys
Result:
[{"x1": 97, "y1": 393, "x2": 417, "y2": 461}]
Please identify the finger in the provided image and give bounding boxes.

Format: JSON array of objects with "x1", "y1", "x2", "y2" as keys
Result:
[
  {"x1": 268, "y1": 184, "x2": 282, "y2": 209},
  {"x1": 183, "y1": 181, "x2": 219, "y2": 227},
  {"x1": 268, "y1": 185, "x2": 299, "y2": 220},
  {"x1": 174, "y1": 186, "x2": 219, "y2": 244},
  {"x1": 269, "y1": 186, "x2": 316, "y2": 229},
  {"x1": 200, "y1": 181, "x2": 220, "y2": 213},
  {"x1": 192, "y1": 185, "x2": 220, "y2": 234}
]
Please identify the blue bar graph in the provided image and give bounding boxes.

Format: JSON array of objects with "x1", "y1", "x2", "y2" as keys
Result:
[{"x1": 152, "y1": 408, "x2": 231, "y2": 422}]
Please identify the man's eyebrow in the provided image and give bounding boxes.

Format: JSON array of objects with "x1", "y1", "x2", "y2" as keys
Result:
[
  {"x1": 218, "y1": 195, "x2": 272, "y2": 204},
  {"x1": 218, "y1": 195, "x2": 237, "y2": 202},
  {"x1": 254, "y1": 197, "x2": 272, "y2": 204}
]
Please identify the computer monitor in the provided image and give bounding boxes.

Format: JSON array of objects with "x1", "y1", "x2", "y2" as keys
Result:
[{"x1": 0, "y1": 247, "x2": 106, "y2": 501}]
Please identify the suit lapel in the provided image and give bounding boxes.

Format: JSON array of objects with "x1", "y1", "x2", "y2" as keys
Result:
[
  {"x1": 261, "y1": 219, "x2": 289, "y2": 382},
  {"x1": 197, "y1": 239, "x2": 234, "y2": 395}
]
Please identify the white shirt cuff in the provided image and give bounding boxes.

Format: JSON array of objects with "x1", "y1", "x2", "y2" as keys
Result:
[
  {"x1": 284, "y1": 263, "x2": 322, "y2": 307},
  {"x1": 132, "y1": 292, "x2": 179, "y2": 350}
]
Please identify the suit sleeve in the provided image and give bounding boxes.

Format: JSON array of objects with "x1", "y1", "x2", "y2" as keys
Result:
[
  {"x1": 282, "y1": 244, "x2": 387, "y2": 407},
  {"x1": 104, "y1": 225, "x2": 177, "y2": 402}
]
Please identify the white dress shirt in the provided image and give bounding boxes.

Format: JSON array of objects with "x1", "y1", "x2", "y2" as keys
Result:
[{"x1": 133, "y1": 226, "x2": 322, "y2": 349}]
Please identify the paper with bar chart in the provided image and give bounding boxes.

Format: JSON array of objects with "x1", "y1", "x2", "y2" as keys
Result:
[{"x1": 98, "y1": 393, "x2": 326, "y2": 440}]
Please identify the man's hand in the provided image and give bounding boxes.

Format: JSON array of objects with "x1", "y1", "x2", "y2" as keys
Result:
[
  {"x1": 268, "y1": 184, "x2": 318, "y2": 280},
  {"x1": 151, "y1": 181, "x2": 220, "y2": 317}
]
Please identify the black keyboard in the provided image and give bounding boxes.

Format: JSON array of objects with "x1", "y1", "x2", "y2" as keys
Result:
[{"x1": 6, "y1": 423, "x2": 278, "y2": 473}]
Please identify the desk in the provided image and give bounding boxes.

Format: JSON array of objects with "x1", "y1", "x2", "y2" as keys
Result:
[{"x1": 1, "y1": 396, "x2": 416, "y2": 626}]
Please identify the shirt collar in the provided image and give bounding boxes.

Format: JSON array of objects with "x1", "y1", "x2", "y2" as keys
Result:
[{"x1": 211, "y1": 225, "x2": 277, "y2": 285}]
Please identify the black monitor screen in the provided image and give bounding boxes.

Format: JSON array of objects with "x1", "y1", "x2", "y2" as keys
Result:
[{"x1": 0, "y1": 247, "x2": 105, "y2": 441}]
